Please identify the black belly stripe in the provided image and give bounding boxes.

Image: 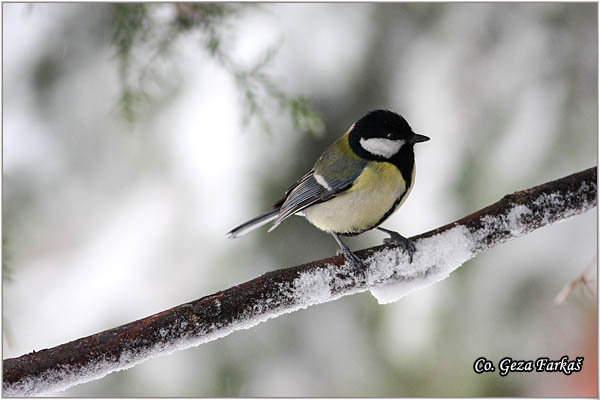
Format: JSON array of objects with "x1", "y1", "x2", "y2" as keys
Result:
[
  {"x1": 372, "y1": 184, "x2": 410, "y2": 227},
  {"x1": 341, "y1": 162, "x2": 415, "y2": 237}
]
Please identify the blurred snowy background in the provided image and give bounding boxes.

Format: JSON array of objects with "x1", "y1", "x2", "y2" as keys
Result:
[{"x1": 2, "y1": 3, "x2": 597, "y2": 397}]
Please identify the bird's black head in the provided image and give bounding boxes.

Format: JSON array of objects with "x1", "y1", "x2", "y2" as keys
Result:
[{"x1": 348, "y1": 109, "x2": 429, "y2": 161}]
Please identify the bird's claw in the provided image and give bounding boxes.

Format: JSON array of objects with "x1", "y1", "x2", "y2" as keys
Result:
[
  {"x1": 331, "y1": 233, "x2": 363, "y2": 269},
  {"x1": 341, "y1": 247, "x2": 363, "y2": 270},
  {"x1": 382, "y1": 232, "x2": 416, "y2": 263}
]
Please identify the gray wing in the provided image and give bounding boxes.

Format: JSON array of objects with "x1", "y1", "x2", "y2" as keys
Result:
[
  {"x1": 269, "y1": 160, "x2": 366, "y2": 231},
  {"x1": 272, "y1": 173, "x2": 334, "y2": 226}
]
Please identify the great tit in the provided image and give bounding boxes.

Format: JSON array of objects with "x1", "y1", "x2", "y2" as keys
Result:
[{"x1": 227, "y1": 109, "x2": 430, "y2": 268}]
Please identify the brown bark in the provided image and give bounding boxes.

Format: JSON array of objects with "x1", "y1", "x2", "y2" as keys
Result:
[{"x1": 3, "y1": 167, "x2": 596, "y2": 396}]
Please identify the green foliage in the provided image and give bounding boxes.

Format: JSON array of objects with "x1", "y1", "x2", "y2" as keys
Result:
[
  {"x1": 111, "y1": 4, "x2": 175, "y2": 125},
  {"x1": 112, "y1": 4, "x2": 148, "y2": 62},
  {"x1": 109, "y1": 3, "x2": 323, "y2": 135}
]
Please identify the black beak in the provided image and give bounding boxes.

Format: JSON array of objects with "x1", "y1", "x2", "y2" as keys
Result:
[{"x1": 409, "y1": 133, "x2": 430, "y2": 144}]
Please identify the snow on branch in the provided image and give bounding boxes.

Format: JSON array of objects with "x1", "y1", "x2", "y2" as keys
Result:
[{"x1": 3, "y1": 167, "x2": 597, "y2": 396}]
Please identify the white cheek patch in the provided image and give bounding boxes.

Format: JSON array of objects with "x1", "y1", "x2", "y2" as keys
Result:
[{"x1": 359, "y1": 138, "x2": 405, "y2": 158}]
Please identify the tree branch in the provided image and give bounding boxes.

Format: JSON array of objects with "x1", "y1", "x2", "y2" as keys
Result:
[{"x1": 3, "y1": 167, "x2": 597, "y2": 396}]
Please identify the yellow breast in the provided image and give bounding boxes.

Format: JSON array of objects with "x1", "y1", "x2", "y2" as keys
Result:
[{"x1": 304, "y1": 161, "x2": 413, "y2": 234}]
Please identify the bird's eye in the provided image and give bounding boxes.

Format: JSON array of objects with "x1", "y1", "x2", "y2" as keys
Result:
[{"x1": 386, "y1": 133, "x2": 394, "y2": 139}]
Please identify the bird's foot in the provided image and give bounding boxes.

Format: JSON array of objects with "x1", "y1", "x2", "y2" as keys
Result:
[
  {"x1": 331, "y1": 233, "x2": 363, "y2": 269},
  {"x1": 335, "y1": 243, "x2": 362, "y2": 268},
  {"x1": 378, "y1": 228, "x2": 416, "y2": 263},
  {"x1": 341, "y1": 247, "x2": 363, "y2": 270}
]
